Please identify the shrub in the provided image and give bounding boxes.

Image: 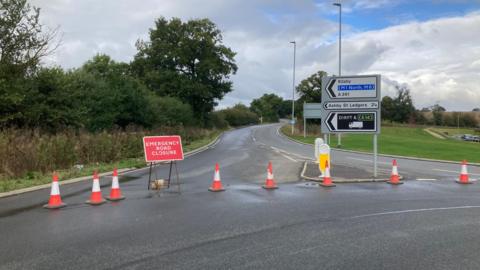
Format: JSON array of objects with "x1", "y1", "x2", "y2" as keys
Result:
[
  {"x1": 220, "y1": 104, "x2": 259, "y2": 127},
  {"x1": 0, "y1": 126, "x2": 217, "y2": 179}
]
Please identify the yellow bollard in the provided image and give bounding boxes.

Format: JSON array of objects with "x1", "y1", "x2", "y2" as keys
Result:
[{"x1": 319, "y1": 153, "x2": 330, "y2": 176}]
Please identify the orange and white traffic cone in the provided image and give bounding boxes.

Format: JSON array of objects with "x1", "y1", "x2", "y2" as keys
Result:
[
  {"x1": 387, "y1": 159, "x2": 403, "y2": 185},
  {"x1": 43, "y1": 172, "x2": 67, "y2": 209},
  {"x1": 208, "y1": 163, "x2": 225, "y2": 192},
  {"x1": 319, "y1": 161, "x2": 335, "y2": 187},
  {"x1": 456, "y1": 160, "x2": 472, "y2": 184},
  {"x1": 86, "y1": 171, "x2": 106, "y2": 205},
  {"x1": 107, "y1": 168, "x2": 125, "y2": 201},
  {"x1": 262, "y1": 162, "x2": 278, "y2": 189}
]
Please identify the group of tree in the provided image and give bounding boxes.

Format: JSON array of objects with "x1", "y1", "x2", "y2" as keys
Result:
[
  {"x1": 0, "y1": 0, "x2": 239, "y2": 132},
  {"x1": 3, "y1": 1, "x2": 478, "y2": 134},
  {"x1": 250, "y1": 94, "x2": 292, "y2": 122}
]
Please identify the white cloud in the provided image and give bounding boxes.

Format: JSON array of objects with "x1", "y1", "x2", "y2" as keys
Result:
[
  {"x1": 345, "y1": 12, "x2": 480, "y2": 110},
  {"x1": 30, "y1": 0, "x2": 480, "y2": 111}
]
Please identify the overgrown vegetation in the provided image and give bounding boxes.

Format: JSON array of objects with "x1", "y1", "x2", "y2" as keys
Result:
[
  {"x1": 0, "y1": 127, "x2": 220, "y2": 178},
  {"x1": 0, "y1": 128, "x2": 221, "y2": 192}
]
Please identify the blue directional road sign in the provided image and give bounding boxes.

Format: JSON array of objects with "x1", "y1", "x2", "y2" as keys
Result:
[
  {"x1": 325, "y1": 75, "x2": 379, "y2": 99},
  {"x1": 321, "y1": 75, "x2": 381, "y2": 134}
]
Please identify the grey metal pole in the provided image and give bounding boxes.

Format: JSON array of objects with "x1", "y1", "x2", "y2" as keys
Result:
[
  {"x1": 373, "y1": 134, "x2": 378, "y2": 178},
  {"x1": 290, "y1": 41, "x2": 296, "y2": 135},
  {"x1": 334, "y1": 2, "x2": 342, "y2": 147},
  {"x1": 304, "y1": 117, "x2": 306, "y2": 138}
]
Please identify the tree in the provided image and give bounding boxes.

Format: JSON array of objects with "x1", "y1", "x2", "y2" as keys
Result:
[
  {"x1": 473, "y1": 108, "x2": 480, "y2": 112},
  {"x1": 132, "y1": 17, "x2": 237, "y2": 123},
  {"x1": 250, "y1": 93, "x2": 283, "y2": 122},
  {"x1": 391, "y1": 86, "x2": 415, "y2": 123},
  {"x1": 381, "y1": 96, "x2": 395, "y2": 121},
  {"x1": 431, "y1": 103, "x2": 446, "y2": 112},
  {"x1": 22, "y1": 67, "x2": 82, "y2": 131},
  {"x1": 0, "y1": 0, "x2": 58, "y2": 127},
  {"x1": 296, "y1": 70, "x2": 327, "y2": 103},
  {"x1": 0, "y1": 0, "x2": 57, "y2": 78},
  {"x1": 220, "y1": 104, "x2": 259, "y2": 127},
  {"x1": 431, "y1": 103, "x2": 445, "y2": 126},
  {"x1": 76, "y1": 54, "x2": 166, "y2": 131},
  {"x1": 278, "y1": 100, "x2": 292, "y2": 118}
]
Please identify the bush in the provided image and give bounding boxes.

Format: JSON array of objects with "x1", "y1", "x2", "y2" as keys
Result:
[
  {"x1": 206, "y1": 111, "x2": 229, "y2": 129},
  {"x1": 220, "y1": 104, "x2": 259, "y2": 127},
  {"x1": 149, "y1": 96, "x2": 195, "y2": 127}
]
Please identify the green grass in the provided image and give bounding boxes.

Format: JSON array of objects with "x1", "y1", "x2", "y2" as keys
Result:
[
  {"x1": 282, "y1": 125, "x2": 480, "y2": 163},
  {"x1": 430, "y1": 127, "x2": 479, "y2": 137},
  {"x1": 0, "y1": 130, "x2": 222, "y2": 193}
]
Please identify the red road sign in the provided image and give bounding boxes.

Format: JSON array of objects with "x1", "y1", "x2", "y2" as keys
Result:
[{"x1": 143, "y1": 136, "x2": 184, "y2": 162}]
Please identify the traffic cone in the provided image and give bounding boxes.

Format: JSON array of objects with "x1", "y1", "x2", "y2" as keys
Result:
[
  {"x1": 43, "y1": 172, "x2": 67, "y2": 209},
  {"x1": 107, "y1": 168, "x2": 125, "y2": 201},
  {"x1": 387, "y1": 159, "x2": 403, "y2": 185},
  {"x1": 319, "y1": 161, "x2": 335, "y2": 187},
  {"x1": 208, "y1": 163, "x2": 225, "y2": 192},
  {"x1": 262, "y1": 162, "x2": 278, "y2": 189},
  {"x1": 86, "y1": 171, "x2": 106, "y2": 205},
  {"x1": 456, "y1": 160, "x2": 472, "y2": 184}
]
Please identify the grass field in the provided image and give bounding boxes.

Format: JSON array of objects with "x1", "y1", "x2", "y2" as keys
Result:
[
  {"x1": 0, "y1": 130, "x2": 222, "y2": 193},
  {"x1": 282, "y1": 125, "x2": 480, "y2": 163},
  {"x1": 430, "y1": 127, "x2": 480, "y2": 137}
]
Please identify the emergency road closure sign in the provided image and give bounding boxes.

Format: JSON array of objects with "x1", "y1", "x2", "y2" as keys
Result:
[{"x1": 143, "y1": 136, "x2": 184, "y2": 162}]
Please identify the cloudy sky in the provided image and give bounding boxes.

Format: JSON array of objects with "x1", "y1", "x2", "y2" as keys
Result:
[{"x1": 31, "y1": 0, "x2": 480, "y2": 111}]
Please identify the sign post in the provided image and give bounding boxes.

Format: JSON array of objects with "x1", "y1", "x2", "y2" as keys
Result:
[
  {"x1": 143, "y1": 136, "x2": 184, "y2": 191},
  {"x1": 321, "y1": 74, "x2": 381, "y2": 177}
]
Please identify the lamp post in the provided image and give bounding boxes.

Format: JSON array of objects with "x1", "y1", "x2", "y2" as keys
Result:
[
  {"x1": 333, "y1": 2, "x2": 342, "y2": 147},
  {"x1": 290, "y1": 41, "x2": 296, "y2": 135}
]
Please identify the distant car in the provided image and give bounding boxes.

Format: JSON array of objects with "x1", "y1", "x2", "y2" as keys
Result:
[{"x1": 461, "y1": 134, "x2": 478, "y2": 142}]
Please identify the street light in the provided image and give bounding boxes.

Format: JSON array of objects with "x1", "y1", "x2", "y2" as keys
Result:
[
  {"x1": 333, "y1": 2, "x2": 342, "y2": 147},
  {"x1": 290, "y1": 40, "x2": 296, "y2": 135}
]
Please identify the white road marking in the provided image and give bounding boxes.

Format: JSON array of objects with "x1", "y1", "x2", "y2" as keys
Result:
[
  {"x1": 346, "y1": 157, "x2": 391, "y2": 165},
  {"x1": 270, "y1": 146, "x2": 282, "y2": 151},
  {"x1": 432, "y1": 168, "x2": 480, "y2": 176},
  {"x1": 416, "y1": 178, "x2": 437, "y2": 181},
  {"x1": 350, "y1": 205, "x2": 480, "y2": 219},
  {"x1": 252, "y1": 136, "x2": 256, "y2": 142},
  {"x1": 270, "y1": 146, "x2": 313, "y2": 161},
  {"x1": 270, "y1": 146, "x2": 297, "y2": 162},
  {"x1": 281, "y1": 154, "x2": 299, "y2": 163}
]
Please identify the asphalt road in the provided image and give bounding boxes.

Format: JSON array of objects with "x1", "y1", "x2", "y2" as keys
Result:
[{"x1": 2, "y1": 124, "x2": 480, "y2": 269}]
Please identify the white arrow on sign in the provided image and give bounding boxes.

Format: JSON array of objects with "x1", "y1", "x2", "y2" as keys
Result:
[{"x1": 326, "y1": 76, "x2": 378, "y2": 99}]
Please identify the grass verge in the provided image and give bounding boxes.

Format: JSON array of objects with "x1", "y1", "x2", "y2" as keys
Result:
[
  {"x1": 281, "y1": 125, "x2": 480, "y2": 163},
  {"x1": 0, "y1": 130, "x2": 222, "y2": 193}
]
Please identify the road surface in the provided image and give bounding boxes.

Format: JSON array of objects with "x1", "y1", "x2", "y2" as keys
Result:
[{"x1": 1, "y1": 123, "x2": 480, "y2": 269}]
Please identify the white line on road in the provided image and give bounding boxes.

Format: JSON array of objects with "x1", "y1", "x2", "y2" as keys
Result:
[
  {"x1": 346, "y1": 157, "x2": 390, "y2": 165},
  {"x1": 270, "y1": 146, "x2": 298, "y2": 162},
  {"x1": 280, "y1": 154, "x2": 299, "y2": 163},
  {"x1": 270, "y1": 146, "x2": 312, "y2": 161},
  {"x1": 432, "y1": 168, "x2": 480, "y2": 176},
  {"x1": 350, "y1": 205, "x2": 480, "y2": 219},
  {"x1": 416, "y1": 178, "x2": 438, "y2": 181}
]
